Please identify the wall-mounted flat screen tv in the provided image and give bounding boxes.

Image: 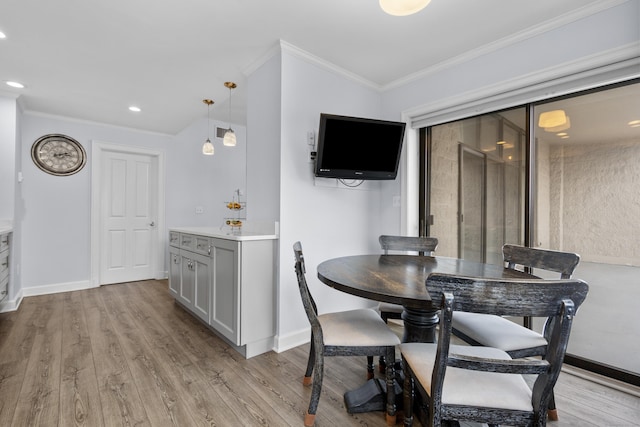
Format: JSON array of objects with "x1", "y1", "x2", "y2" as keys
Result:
[{"x1": 314, "y1": 113, "x2": 406, "y2": 180}]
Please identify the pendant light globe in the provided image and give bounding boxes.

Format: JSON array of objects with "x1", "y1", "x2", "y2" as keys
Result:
[
  {"x1": 202, "y1": 99, "x2": 215, "y2": 155},
  {"x1": 223, "y1": 82, "x2": 237, "y2": 147}
]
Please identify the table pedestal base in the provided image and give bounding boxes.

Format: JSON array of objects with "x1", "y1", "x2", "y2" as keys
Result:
[
  {"x1": 344, "y1": 377, "x2": 403, "y2": 414},
  {"x1": 344, "y1": 308, "x2": 439, "y2": 415},
  {"x1": 401, "y1": 307, "x2": 439, "y2": 343}
]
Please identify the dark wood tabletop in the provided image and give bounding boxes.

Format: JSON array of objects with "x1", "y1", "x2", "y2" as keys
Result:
[{"x1": 317, "y1": 254, "x2": 535, "y2": 309}]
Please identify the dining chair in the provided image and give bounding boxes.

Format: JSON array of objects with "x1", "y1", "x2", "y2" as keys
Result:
[
  {"x1": 451, "y1": 244, "x2": 580, "y2": 420},
  {"x1": 377, "y1": 235, "x2": 439, "y2": 323},
  {"x1": 293, "y1": 242, "x2": 400, "y2": 427},
  {"x1": 401, "y1": 273, "x2": 589, "y2": 427},
  {"x1": 376, "y1": 235, "x2": 438, "y2": 371}
]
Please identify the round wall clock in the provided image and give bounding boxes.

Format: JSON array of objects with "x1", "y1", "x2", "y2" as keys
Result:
[{"x1": 31, "y1": 134, "x2": 87, "y2": 176}]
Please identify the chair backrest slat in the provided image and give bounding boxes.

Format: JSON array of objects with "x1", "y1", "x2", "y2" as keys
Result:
[
  {"x1": 503, "y1": 244, "x2": 580, "y2": 279},
  {"x1": 427, "y1": 273, "x2": 588, "y2": 318},
  {"x1": 379, "y1": 235, "x2": 438, "y2": 255}
]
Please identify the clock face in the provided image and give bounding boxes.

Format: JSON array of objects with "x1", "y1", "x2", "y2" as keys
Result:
[{"x1": 31, "y1": 134, "x2": 87, "y2": 176}]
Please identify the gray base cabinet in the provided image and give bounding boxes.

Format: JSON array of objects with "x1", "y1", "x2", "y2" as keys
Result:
[
  {"x1": 0, "y1": 232, "x2": 10, "y2": 304},
  {"x1": 168, "y1": 230, "x2": 276, "y2": 358}
]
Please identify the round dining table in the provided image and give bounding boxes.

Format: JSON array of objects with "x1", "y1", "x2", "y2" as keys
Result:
[{"x1": 317, "y1": 254, "x2": 535, "y2": 343}]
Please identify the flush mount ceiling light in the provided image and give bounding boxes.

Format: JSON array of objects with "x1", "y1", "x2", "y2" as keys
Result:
[
  {"x1": 380, "y1": 0, "x2": 431, "y2": 16},
  {"x1": 5, "y1": 81, "x2": 25, "y2": 88},
  {"x1": 538, "y1": 109, "x2": 567, "y2": 128},
  {"x1": 223, "y1": 82, "x2": 237, "y2": 147},
  {"x1": 202, "y1": 99, "x2": 215, "y2": 156},
  {"x1": 544, "y1": 115, "x2": 571, "y2": 132},
  {"x1": 0, "y1": 31, "x2": 6, "y2": 39},
  {"x1": 129, "y1": 106, "x2": 141, "y2": 112}
]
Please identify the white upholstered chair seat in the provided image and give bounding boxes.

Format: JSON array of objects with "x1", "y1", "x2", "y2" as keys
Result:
[
  {"x1": 453, "y1": 311, "x2": 547, "y2": 352},
  {"x1": 377, "y1": 302, "x2": 403, "y2": 314},
  {"x1": 401, "y1": 343, "x2": 533, "y2": 412},
  {"x1": 319, "y1": 308, "x2": 401, "y2": 347}
]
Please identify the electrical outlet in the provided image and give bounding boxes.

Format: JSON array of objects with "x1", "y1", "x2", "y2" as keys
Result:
[{"x1": 195, "y1": 206, "x2": 204, "y2": 214}]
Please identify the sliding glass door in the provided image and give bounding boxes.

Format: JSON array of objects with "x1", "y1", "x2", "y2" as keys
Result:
[
  {"x1": 421, "y1": 80, "x2": 640, "y2": 380},
  {"x1": 532, "y1": 82, "x2": 640, "y2": 376},
  {"x1": 426, "y1": 109, "x2": 526, "y2": 262}
]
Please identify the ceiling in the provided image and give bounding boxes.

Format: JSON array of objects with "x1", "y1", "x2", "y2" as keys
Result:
[{"x1": 0, "y1": 0, "x2": 618, "y2": 135}]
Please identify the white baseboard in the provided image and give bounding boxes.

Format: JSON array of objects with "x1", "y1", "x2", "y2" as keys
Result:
[
  {"x1": 273, "y1": 327, "x2": 311, "y2": 353},
  {"x1": 0, "y1": 289, "x2": 23, "y2": 313},
  {"x1": 21, "y1": 280, "x2": 97, "y2": 298}
]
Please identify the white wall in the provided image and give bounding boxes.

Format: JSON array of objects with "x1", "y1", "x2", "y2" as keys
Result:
[
  {"x1": 18, "y1": 113, "x2": 246, "y2": 293},
  {"x1": 167, "y1": 118, "x2": 247, "y2": 229},
  {"x1": 246, "y1": 52, "x2": 282, "y2": 224},
  {"x1": 250, "y1": 47, "x2": 409, "y2": 349},
  {"x1": 0, "y1": 96, "x2": 17, "y2": 220}
]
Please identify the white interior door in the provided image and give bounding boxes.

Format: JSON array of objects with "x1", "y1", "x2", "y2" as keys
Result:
[{"x1": 99, "y1": 150, "x2": 158, "y2": 284}]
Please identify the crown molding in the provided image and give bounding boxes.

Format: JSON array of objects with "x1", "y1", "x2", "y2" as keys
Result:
[
  {"x1": 22, "y1": 110, "x2": 173, "y2": 137},
  {"x1": 383, "y1": 0, "x2": 630, "y2": 91}
]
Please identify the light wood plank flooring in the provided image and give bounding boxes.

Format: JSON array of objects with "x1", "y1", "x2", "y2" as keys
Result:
[{"x1": 1, "y1": 280, "x2": 638, "y2": 426}]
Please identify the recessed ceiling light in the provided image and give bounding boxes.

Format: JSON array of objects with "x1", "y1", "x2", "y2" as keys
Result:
[
  {"x1": 628, "y1": 119, "x2": 640, "y2": 127},
  {"x1": 0, "y1": 31, "x2": 6, "y2": 39},
  {"x1": 556, "y1": 132, "x2": 568, "y2": 136},
  {"x1": 5, "y1": 81, "x2": 25, "y2": 88},
  {"x1": 129, "y1": 106, "x2": 141, "y2": 112},
  {"x1": 560, "y1": 135, "x2": 570, "y2": 139}
]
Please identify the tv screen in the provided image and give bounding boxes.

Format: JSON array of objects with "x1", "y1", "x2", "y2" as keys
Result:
[{"x1": 314, "y1": 113, "x2": 406, "y2": 180}]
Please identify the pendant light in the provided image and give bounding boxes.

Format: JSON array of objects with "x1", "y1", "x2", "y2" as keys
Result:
[
  {"x1": 380, "y1": 0, "x2": 431, "y2": 16},
  {"x1": 223, "y1": 82, "x2": 237, "y2": 147},
  {"x1": 202, "y1": 99, "x2": 215, "y2": 155}
]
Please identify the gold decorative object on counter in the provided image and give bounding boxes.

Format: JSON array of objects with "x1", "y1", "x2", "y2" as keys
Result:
[{"x1": 224, "y1": 189, "x2": 245, "y2": 230}]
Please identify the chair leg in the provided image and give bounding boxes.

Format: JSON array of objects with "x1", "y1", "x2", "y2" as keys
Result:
[
  {"x1": 548, "y1": 390, "x2": 559, "y2": 421},
  {"x1": 303, "y1": 338, "x2": 315, "y2": 386},
  {"x1": 366, "y1": 356, "x2": 375, "y2": 380},
  {"x1": 385, "y1": 347, "x2": 397, "y2": 426},
  {"x1": 403, "y1": 363, "x2": 414, "y2": 427},
  {"x1": 306, "y1": 350, "x2": 324, "y2": 427},
  {"x1": 379, "y1": 355, "x2": 387, "y2": 373}
]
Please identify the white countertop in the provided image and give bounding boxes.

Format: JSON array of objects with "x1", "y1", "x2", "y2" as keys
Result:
[
  {"x1": 0, "y1": 220, "x2": 12, "y2": 234},
  {"x1": 170, "y1": 226, "x2": 278, "y2": 241}
]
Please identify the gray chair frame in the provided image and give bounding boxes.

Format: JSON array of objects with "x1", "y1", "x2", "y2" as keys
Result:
[
  {"x1": 378, "y1": 235, "x2": 439, "y2": 323},
  {"x1": 402, "y1": 273, "x2": 588, "y2": 427},
  {"x1": 376, "y1": 235, "x2": 438, "y2": 372},
  {"x1": 294, "y1": 242, "x2": 398, "y2": 426},
  {"x1": 451, "y1": 243, "x2": 580, "y2": 420}
]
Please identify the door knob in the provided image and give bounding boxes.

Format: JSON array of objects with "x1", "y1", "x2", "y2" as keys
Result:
[{"x1": 149, "y1": 221, "x2": 155, "y2": 227}]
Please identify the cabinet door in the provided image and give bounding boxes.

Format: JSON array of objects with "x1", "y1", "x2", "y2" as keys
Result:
[
  {"x1": 168, "y1": 247, "x2": 181, "y2": 298},
  {"x1": 191, "y1": 252, "x2": 211, "y2": 323},
  {"x1": 180, "y1": 254, "x2": 195, "y2": 308},
  {"x1": 210, "y1": 239, "x2": 240, "y2": 344}
]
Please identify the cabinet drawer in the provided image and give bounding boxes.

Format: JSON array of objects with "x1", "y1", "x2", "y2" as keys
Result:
[
  {"x1": 194, "y1": 236, "x2": 212, "y2": 255},
  {"x1": 169, "y1": 231, "x2": 180, "y2": 247},
  {"x1": 0, "y1": 251, "x2": 8, "y2": 281},
  {"x1": 180, "y1": 233, "x2": 195, "y2": 250},
  {"x1": 0, "y1": 275, "x2": 7, "y2": 302},
  {"x1": 0, "y1": 233, "x2": 9, "y2": 252}
]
